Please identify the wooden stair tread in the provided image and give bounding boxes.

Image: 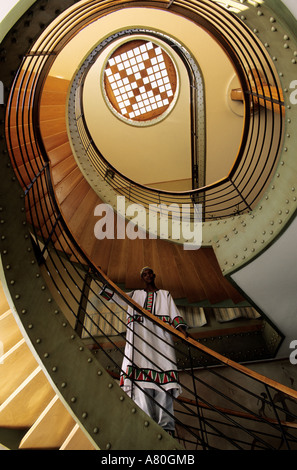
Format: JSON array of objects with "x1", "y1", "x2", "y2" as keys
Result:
[
  {"x1": 0, "y1": 367, "x2": 55, "y2": 428},
  {"x1": 41, "y1": 75, "x2": 70, "y2": 94},
  {"x1": 155, "y1": 240, "x2": 185, "y2": 299},
  {"x1": 0, "y1": 340, "x2": 38, "y2": 404},
  {"x1": 67, "y1": 187, "x2": 100, "y2": 239},
  {"x1": 39, "y1": 104, "x2": 66, "y2": 122},
  {"x1": 51, "y1": 155, "x2": 78, "y2": 185},
  {"x1": 0, "y1": 310, "x2": 23, "y2": 353},
  {"x1": 54, "y1": 167, "x2": 84, "y2": 204},
  {"x1": 19, "y1": 395, "x2": 75, "y2": 449},
  {"x1": 172, "y1": 244, "x2": 207, "y2": 302},
  {"x1": 40, "y1": 117, "x2": 67, "y2": 138},
  {"x1": 47, "y1": 141, "x2": 73, "y2": 167},
  {"x1": 59, "y1": 177, "x2": 90, "y2": 221},
  {"x1": 60, "y1": 423, "x2": 96, "y2": 450},
  {"x1": 42, "y1": 131, "x2": 69, "y2": 151},
  {"x1": 0, "y1": 283, "x2": 10, "y2": 314}
]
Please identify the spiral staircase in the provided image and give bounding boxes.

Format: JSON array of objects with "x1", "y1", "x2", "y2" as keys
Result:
[{"x1": 1, "y1": 0, "x2": 297, "y2": 451}]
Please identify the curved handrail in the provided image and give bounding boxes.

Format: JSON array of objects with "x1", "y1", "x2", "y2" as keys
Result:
[{"x1": 4, "y1": 0, "x2": 297, "y2": 451}]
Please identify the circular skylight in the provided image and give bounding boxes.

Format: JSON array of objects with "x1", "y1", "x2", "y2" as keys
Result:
[{"x1": 102, "y1": 39, "x2": 179, "y2": 125}]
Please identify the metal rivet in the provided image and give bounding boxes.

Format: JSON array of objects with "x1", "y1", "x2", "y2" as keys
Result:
[
  {"x1": 120, "y1": 396, "x2": 125, "y2": 401},
  {"x1": 93, "y1": 428, "x2": 99, "y2": 434},
  {"x1": 82, "y1": 412, "x2": 88, "y2": 419},
  {"x1": 61, "y1": 382, "x2": 67, "y2": 388},
  {"x1": 28, "y1": 323, "x2": 33, "y2": 329},
  {"x1": 144, "y1": 421, "x2": 149, "y2": 427},
  {"x1": 36, "y1": 338, "x2": 41, "y2": 344},
  {"x1": 87, "y1": 357, "x2": 92, "y2": 363},
  {"x1": 15, "y1": 294, "x2": 20, "y2": 299},
  {"x1": 157, "y1": 434, "x2": 162, "y2": 440},
  {"x1": 131, "y1": 408, "x2": 136, "y2": 414},
  {"x1": 52, "y1": 366, "x2": 57, "y2": 372},
  {"x1": 106, "y1": 443, "x2": 111, "y2": 450},
  {"x1": 97, "y1": 370, "x2": 102, "y2": 376},
  {"x1": 71, "y1": 397, "x2": 77, "y2": 403},
  {"x1": 44, "y1": 353, "x2": 49, "y2": 358}
]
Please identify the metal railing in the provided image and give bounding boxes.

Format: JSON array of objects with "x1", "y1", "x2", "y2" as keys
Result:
[{"x1": 4, "y1": 0, "x2": 295, "y2": 450}]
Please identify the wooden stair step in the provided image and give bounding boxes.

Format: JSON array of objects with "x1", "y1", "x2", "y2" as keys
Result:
[
  {"x1": 0, "y1": 310, "x2": 23, "y2": 353},
  {"x1": 67, "y1": 187, "x2": 100, "y2": 239},
  {"x1": 59, "y1": 177, "x2": 90, "y2": 221},
  {"x1": 0, "y1": 367, "x2": 55, "y2": 428},
  {"x1": 6, "y1": 122, "x2": 35, "y2": 149},
  {"x1": 92, "y1": 237, "x2": 120, "y2": 276},
  {"x1": 39, "y1": 90, "x2": 69, "y2": 106},
  {"x1": 106, "y1": 237, "x2": 128, "y2": 284},
  {"x1": 14, "y1": 158, "x2": 44, "y2": 189},
  {"x1": 54, "y1": 167, "x2": 84, "y2": 204},
  {"x1": 41, "y1": 75, "x2": 70, "y2": 94},
  {"x1": 19, "y1": 395, "x2": 75, "y2": 450},
  {"x1": 60, "y1": 423, "x2": 96, "y2": 450},
  {"x1": 47, "y1": 141, "x2": 73, "y2": 168},
  {"x1": 0, "y1": 283, "x2": 10, "y2": 314},
  {"x1": 120, "y1": 238, "x2": 145, "y2": 290},
  {"x1": 6, "y1": 140, "x2": 40, "y2": 169},
  {"x1": 40, "y1": 117, "x2": 67, "y2": 139},
  {"x1": 26, "y1": 193, "x2": 54, "y2": 229},
  {"x1": 39, "y1": 104, "x2": 66, "y2": 122},
  {"x1": 189, "y1": 249, "x2": 232, "y2": 304},
  {"x1": 155, "y1": 240, "x2": 185, "y2": 299},
  {"x1": 199, "y1": 248, "x2": 245, "y2": 304},
  {"x1": 42, "y1": 131, "x2": 69, "y2": 152},
  {"x1": 54, "y1": 231, "x2": 75, "y2": 256},
  {"x1": 0, "y1": 340, "x2": 39, "y2": 404},
  {"x1": 51, "y1": 155, "x2": 78, "y2": 186},
  {"x1": 172, "y1": 245, "x2": 207, "y2": 303}
]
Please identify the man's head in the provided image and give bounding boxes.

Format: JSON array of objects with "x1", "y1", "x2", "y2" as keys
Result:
[{"x1": 140, "y1": 267, "x2": 155, "y2": 283}]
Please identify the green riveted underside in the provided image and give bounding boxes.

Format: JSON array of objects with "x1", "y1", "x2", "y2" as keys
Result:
[
  {"x1": 0, "y1": 133, "x2": 182, "y2": 451},
  {"x1": 204, "y1": 0, "x2": 297, "y2": 277}
]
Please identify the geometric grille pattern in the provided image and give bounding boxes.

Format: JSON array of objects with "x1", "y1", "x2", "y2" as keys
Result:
[{"x1": 104, "y1": 40, "x2": 177, "y2": 122}]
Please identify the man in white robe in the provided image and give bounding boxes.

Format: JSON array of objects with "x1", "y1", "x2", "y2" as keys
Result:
[{"x1": 101, "y1": 267, "x2": 188, "y2": 435}]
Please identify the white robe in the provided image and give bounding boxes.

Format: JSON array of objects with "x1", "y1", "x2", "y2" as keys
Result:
[{"x1": 106, "y1": 289, "x2": 187, "y2": 398}]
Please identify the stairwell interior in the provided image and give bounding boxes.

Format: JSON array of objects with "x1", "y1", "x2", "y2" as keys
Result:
[{"x1": 1, "y1": 0, "x2": 297, "y2": 451}]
